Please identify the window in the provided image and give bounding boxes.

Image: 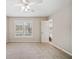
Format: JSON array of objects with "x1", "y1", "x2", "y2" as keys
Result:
[
  {"x1": 15, "y1": 20, "x2": 32, "y2": 37},
  {"x1": 24, "y1": 23, "x2": 32, "y2": 36},
  {"x1": 16, "y1": 24, "x2": 24, "y2": 36}
]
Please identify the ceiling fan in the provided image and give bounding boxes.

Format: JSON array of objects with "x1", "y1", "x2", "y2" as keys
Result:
[{"x1": 15, "y1": 0, "x2": 42, "y2": 12}]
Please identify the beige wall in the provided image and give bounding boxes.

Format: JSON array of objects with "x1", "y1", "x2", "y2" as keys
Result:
[
  {"x1": 7, "y1": 17, "x2": 47, "y2": 42},
  {"x1": 49, "y1": 5, "x2": 72, "y2": 53}
]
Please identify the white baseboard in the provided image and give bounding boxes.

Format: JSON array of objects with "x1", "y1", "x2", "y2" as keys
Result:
[{"x1": 48, "y1": 42, "x2": 72, "y2": 56}]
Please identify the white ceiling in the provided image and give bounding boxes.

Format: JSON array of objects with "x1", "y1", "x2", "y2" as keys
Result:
[{"x1": 6, "y1": 0, "x2": 71, "y2": 17}]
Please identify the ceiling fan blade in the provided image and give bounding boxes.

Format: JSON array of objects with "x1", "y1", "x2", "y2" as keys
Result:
[
  {"x1": 22, "y1": 0, "x2": 29, "y2": 4},
  {"x1": 28, "y1": 2, "x2": 35, "y2": 6}
]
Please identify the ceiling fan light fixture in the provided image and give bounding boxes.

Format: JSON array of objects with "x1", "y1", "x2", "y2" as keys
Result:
[
  {"x1": 21, "y1": 6, "x2": 25, "y2": 10},
  {"x1": 24, "y1": 8, "x2": 28, "y2": 11},
  {"x1": 26, "y1": 5, "x2": 30, "y2": 9},
  {"x1": 15, "y1": 0, "x2": 43, "y2": 12}
]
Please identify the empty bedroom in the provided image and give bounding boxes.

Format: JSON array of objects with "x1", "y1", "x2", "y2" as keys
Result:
[{"x1": 6, "y1": 0, "x2": 72, "y2": 59}]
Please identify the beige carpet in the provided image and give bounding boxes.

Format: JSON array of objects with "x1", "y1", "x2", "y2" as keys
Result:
[{"x1": 6, "y1": 43, "x2": 72, "y2": 59}]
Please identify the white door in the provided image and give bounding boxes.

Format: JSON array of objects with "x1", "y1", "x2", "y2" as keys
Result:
[{"x1": 41, "y1": 21, "x2": 49, "y2": 42}]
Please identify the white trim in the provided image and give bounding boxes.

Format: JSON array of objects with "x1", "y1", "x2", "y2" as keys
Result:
[{"x1": 48, "y1": 42, "x2": 72, "y2": 56}]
